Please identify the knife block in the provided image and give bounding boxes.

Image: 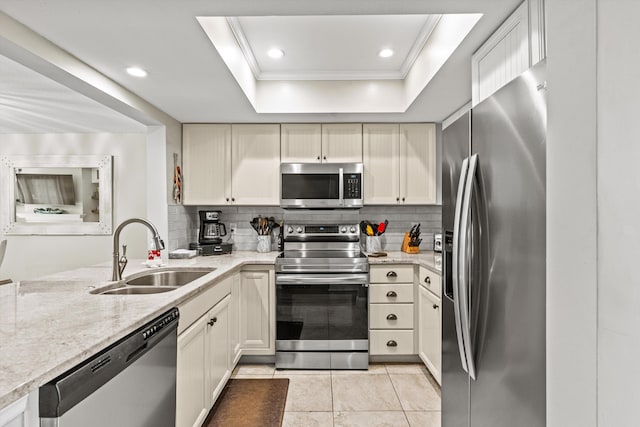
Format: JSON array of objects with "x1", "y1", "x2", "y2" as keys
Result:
[{"x1": 401, "y1": 232, "x2": 420, "y2": 254}]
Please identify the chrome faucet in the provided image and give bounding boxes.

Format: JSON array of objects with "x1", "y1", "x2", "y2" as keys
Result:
[{"x1": 112, "y1": 218, "x2": 165, "y2": 281}]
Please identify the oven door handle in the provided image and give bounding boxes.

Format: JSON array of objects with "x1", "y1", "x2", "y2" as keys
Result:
[{"x1": 276, "y1": 273, "x2": 369, "y2": 286}]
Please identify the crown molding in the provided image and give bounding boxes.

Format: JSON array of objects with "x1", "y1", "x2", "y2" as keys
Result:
[{"x1": 398, "y1": 15, "x2": 442, "y2": 79}]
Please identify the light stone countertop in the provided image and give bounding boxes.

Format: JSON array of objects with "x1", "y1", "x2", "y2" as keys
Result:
[{"x1": 0, "y1": 250, "x2": 441, "y2": 409}]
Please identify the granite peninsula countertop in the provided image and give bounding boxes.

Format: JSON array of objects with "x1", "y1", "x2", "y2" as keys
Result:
[{"x1": 0, "y1": 250, "x2": 440, "y2": 409}]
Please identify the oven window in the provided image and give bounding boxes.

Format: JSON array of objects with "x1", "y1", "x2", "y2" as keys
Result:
[
  {"x1": 276, "y1": 284, "x2": 368, "y2": 341},
  {"x1": 281, "y1": 174, "x2": 339, "y2": 200}
]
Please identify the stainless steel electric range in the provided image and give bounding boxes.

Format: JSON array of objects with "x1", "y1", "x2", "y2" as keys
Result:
[{"x1": 275, "y1": 221, "x2": 369, "y2": 370}]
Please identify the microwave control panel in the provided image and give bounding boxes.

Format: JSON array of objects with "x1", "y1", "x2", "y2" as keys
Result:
[{"x1": 343, "y1": 173, "x2": 362, "y2": 199}]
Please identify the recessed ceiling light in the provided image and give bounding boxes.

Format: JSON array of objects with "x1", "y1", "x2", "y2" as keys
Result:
[
  {"x1": 267, "y1": 48, "x2": 285, "y2": 59},
  {"x1": 126, "y1": 67, "x2": 148, "y2": 77},
  {"x1": 378, "y1": 49, "x2": 394, "y2": 58}
]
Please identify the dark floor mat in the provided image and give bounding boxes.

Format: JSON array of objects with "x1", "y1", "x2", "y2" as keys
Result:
[{"x1": 204, "y1": 378, "x2": 289, "y2": 427}]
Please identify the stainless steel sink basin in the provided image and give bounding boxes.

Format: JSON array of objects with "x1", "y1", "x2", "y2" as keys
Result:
[
  {"x1": 92, "y1": 267, "x2": 215, "y2": 295},
  {"x1": 101, "y1": 287, "x2": 178, "y2": 295},
  {"x1": 126, "y1": 269, "x2": 212, "y2": 287}
]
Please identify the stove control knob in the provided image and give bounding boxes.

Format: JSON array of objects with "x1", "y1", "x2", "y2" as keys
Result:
[
  {"x1": 349, "y1": 226, "x2": 356, "y2": 233},
  {"x1": 296, "y1": 226, "x2": 303, "y2": 233},
  {"x1": 340, "y1": 227, "x2": 347, "y2": 233},
  {"x1": 287, "y1": 226, "x2": 293, "y2": 234}
]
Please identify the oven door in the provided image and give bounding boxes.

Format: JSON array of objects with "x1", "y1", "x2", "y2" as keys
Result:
[{"x1": 276, "y1": 273, "x2": 369, "y2": 351}]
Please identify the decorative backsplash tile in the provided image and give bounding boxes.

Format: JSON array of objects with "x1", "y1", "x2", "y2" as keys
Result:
[{"x1": 167, "y1": 205, "x2": 441, "y2": 252}]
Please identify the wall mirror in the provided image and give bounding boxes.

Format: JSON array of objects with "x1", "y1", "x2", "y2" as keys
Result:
[{"x1": 0, "y1": 155, "x2": 112, "y2": 235}]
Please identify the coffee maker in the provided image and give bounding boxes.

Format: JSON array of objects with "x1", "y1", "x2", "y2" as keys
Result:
[{"x1": 189, "y1": 210, "x2": 232, "y2": 255}]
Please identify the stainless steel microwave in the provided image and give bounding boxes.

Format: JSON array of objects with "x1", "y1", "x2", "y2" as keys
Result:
[{"x1": 280, "y1": 163, "x2": 363, "y2": 209}]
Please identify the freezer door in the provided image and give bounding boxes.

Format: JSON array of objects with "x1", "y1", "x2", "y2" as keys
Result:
[
  {"x1": 469, "y1": 62, "x2": 546, "y2": 427},
  {"x1": 441, "y1": 111, "x2": 471, "y2": 427}
]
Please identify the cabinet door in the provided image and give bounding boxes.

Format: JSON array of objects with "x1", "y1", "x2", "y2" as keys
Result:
[
  {"x1": 230, "y1": 273, "x2": 242, "y2": 367},
  {"x1": 239, "y1": 270, "x2": 273, "y2": 353},
  {"x1": 182, "y1": 124, "x2": 231, "y2": 205},
  {"x1": 207, "y1": 295, "x2": 231, "y2": 406},
  {"x1": 363, "y1": 124, "x2": 400, "y2": 204},
  {"x1": 399, "y1": 123, "x2": 437, "y2": 204},
  {"x1": 231, "y1": 124, "x2": 281, "y2": 205},
  {"x1": 419, "y1": 285, "x2": 442, "y2": 384},
  {"x1": 281, "y1": 124, "x2": 322, "y2": 163},
  {"x1": 176, "y1": 315, "x2": 209, "y2": 427},
  {"x1": 321, "y1": 123, "x2": 363, "y2": 163}
]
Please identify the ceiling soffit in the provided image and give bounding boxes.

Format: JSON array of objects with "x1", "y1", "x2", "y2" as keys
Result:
[{"x1": 198, "y1": 14, "x2": 482, "y2": 114}]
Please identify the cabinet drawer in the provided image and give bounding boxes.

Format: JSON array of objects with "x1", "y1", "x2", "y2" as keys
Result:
[
  {"x1": 370, "y1": 304, "x2": 414, "y2": 329},
  {"x1": 370, "y1": 330, "x2": 415, "y2": 355},
  {"x1": 370, "y1": 265, "x2": 413, "y2": 283},
  {"x1": 370, "y1": 283, "x2": 414, "y2": 303},
  {"x1": 419, "y1": 267, "x2": 441, "y2": 297}
]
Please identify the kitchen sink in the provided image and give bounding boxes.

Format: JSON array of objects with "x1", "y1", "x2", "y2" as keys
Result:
[
  {"x1": 101, "y1": 287, "x2": 178, "y2": 295},
  {"x1": 92, "y1": 267, "x2": 215, "y2": 295},
  {"x1": 125, "y1": 269, "x2": 212, "y2": 287}
]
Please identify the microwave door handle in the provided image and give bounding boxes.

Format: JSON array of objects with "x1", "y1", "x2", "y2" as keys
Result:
[{"x1": 338, "y1": 167, "x2": 344, "y2": 206}]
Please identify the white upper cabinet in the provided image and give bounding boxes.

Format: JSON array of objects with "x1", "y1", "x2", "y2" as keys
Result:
[
  {"x1": 182, "y1": 124, "x2": 280, "y2": 205},
  {"x1": 364, "y1": 123, "x2": 436, "y2": 205},
  {"x1": 400, "y1": 123, "x2": 437, "y2": 204},
  {"x1": 231, "y1": 124, "x2": 280, "y2": 205},
  {"x1": 182, "y1": 124, "x2": 231, "y2": 205},
  {"x1": 281, "y1": 123, "x2": 362, "y2": 163},
  {"x1": 321, "y1": 123, "x2": 363, "y2": 163},
  {"x1": 472, "y1": 0, "x2": 546, "y2": 106},
  {"x1": 363, "y1": 124, "x2": 400, "y2": 204},
  {"x1": 280, "y1": 124, "x2": 322, "y2": 162}
]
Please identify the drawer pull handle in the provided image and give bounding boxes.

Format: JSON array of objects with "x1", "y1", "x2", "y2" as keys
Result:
[
  {"x1": 386, "y1": 271, "x2": 397, "y2": 278},
  {"x1": 386, "y1": 291, "x2": 397, "y2": 297},
  {"x1": 386, "y1": 313, "x2": 398, "y2": 320},
  {"x1": 208, "y1": 317, "x2": 217, "y2": 326},
  {"x1": 425, "y1": 276, "x2": 431, "y2": 284},
  {"x1": 386, "y1": 340, "x2": 398, "y2": 347},
  {"x1": 433, "y1": 304, "x2": 439, "y2": 309}
]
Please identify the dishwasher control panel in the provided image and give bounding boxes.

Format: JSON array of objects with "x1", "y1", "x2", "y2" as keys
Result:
[{"x1": 143, "y1": 308, "x2": 179, "y2": 340}]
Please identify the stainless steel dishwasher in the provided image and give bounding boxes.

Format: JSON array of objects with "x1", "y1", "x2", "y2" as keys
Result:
[{"x1": 39, "y1": 308, "x2": 179, "y2": 427}]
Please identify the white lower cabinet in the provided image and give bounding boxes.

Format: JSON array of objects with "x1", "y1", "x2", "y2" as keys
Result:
[
  {"x1": 418, "y1": 284, "x2": 442, "y2": 384},
  {"x1": 230, "y1": 273, "x2": 242, "y2": 366},
  {"x1": 239, "y1": 268, "x2": 275, "y2": 355},
  {"x1": 177, "y1": 280, "x2": 232, "y2": 427},
  {"x1": 369, "y1": 264, "x2": 415, "y2": 356},
  {"x1": 0, "y1": 391, "x2": 38, "y2": 427}
]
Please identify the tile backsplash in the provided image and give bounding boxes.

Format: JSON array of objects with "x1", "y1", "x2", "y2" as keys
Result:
[{"x1": 167, "y1": 205, "x2": 441, "y2": 252}]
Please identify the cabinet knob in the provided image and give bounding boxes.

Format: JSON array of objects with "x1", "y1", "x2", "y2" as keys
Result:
[
  {"x1": 396, "y1": 197, "x2": 400, "y2": 202},
  {"x1": 433, "y1": 304, "x2": 439, "y2": 309},
  {"x1": 386, "y1": 271, "x2": 397, "y2": 278},
  {"x1": 386, "y1": 313, "x2": 398, "y2": 321},
  {"x1": 231, "y1": 197, "x2": 235, "y2": 202},
  {"x1": 208, "y1": 317, "x2": 217, "y2": 326},
  {"x1": 226, "y1": 198, "x2": 229, "y2": 202},
  {"x1": 386, "y1": 291, "x2": 397, "y2": 297},
  {"x1": 317, "y1": 156, "x2": 321, "y2": 160},
  {"x1": 323, "y1": 156, "x2": 327, "y2": 160},
  {"x1": 386, "y1": 340, "x2": 398, "y2": 347},
  {"x1": 425, "y1": 276, "x2": 431, "y2": 284},
  {"x1": 402, "y1": 197, "x2": 405, "y2": 202}
]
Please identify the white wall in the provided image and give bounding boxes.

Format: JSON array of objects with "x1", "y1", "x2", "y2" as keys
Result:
[
  {"x1": 546, "y1": 0, "x2": 598, "y2": 425},
  {"x1": 0, "y1": 133, "x2": 148, "y2": 281},
  {"x1": 596, "y1": 1, "x2": 640, "y2": 425}
]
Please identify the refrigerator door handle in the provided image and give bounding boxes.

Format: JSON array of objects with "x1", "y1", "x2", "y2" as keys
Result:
[
  {"x1": 459, "y1": 153, "x2": 479, "y2": 380},
  {"x1": 452, "y1": 156, "x2": 470, "y2": 374}
]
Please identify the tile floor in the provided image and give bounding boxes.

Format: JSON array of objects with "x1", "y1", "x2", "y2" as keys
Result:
[{"x1": 230, "y1": 363, "x2": 441, "y2": 427}]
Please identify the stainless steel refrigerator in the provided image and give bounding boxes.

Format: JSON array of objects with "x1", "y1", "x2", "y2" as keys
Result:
[{"x1": 441, "y1": 60, "x2": 546, "y2": 427}]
